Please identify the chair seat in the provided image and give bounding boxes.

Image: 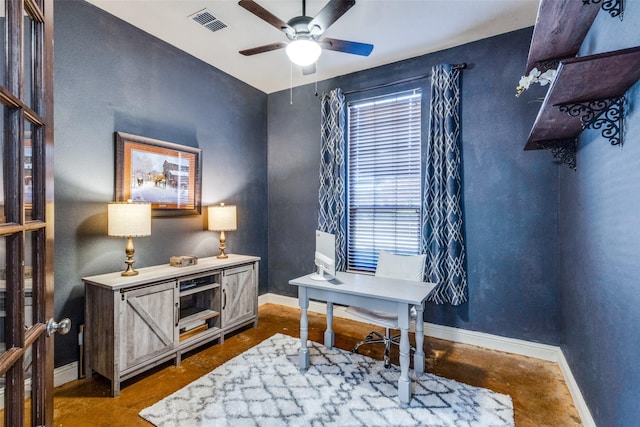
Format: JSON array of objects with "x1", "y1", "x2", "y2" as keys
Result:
[
  {"x1": 346, "y1": 305, "x2": 418, "y2": 329},
  {"x1": 348, "y1": 251, "x2": 427, "y2": 368},
  {"x1": 346, "y1": 306, "x2": 399, "y2": 329}
]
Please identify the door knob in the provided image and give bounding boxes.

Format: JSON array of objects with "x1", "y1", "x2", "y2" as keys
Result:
[{"x1": 46, "y1": 318, "x2": 71, "y2": 336}]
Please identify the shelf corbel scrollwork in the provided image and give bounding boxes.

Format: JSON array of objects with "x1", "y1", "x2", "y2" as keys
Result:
[
  {"x1": 555, "y1": 96, "x2": 625, "y2": 146},
  {"x1": 536, "y1": 139, "x2": 578, "y2": 170},
  {"x1": 582, "y1": 0, "x2": 624, "y2": 19},
  {"x1": 532, "y1": 59, "x2": 561, "y2": 73}
]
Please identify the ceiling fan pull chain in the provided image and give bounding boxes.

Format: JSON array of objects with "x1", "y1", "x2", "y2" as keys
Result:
[{"x1": 290, "y1": 61, "x2": 293, "y2": 105}]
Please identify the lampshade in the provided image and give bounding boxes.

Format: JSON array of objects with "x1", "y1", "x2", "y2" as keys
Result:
[
  {"x1": 208, "y1": 204, "x2": 237, "y2": 231},
  {"x1": 108, "y1": 202, "x2": 152, "y2": 237},
  {"x1": 286, "y1": 40, "x2": 322, "y2": 66}
]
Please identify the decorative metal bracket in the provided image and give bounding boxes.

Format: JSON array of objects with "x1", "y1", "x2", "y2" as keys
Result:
[
  {"x1": 532, "y1": 59, "x2": 560, "y2": 74},
  {"x1": 583, "y1": 0, "x2": 624, "y2": 19},
  {"x1": 536, "y1": 139, "x2": 578, "y2": 170},
  {"x1": 556, "y1": 96, "x2": 625, "y2": 146}
]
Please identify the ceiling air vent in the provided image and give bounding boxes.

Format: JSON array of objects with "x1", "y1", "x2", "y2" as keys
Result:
[{"x1": 189, "y1": 9, "x2": 227, "y2": 33}]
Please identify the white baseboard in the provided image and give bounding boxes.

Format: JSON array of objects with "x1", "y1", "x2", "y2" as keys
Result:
[
  {"x1": 54, "y1": 361, "x2": 80, "y2": 388},
  {"x1": 0, "y1": 361, "x2": 79, "y2": 410},
  {"x1": 258, "y1": 292, "x2": 596, "y2": 426},
  {"x1": 558, "y1": 351, "x2": 596, "y2": 427}
]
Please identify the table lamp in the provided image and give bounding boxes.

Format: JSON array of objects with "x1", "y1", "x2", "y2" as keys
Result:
[
  {"x1": 108, "y1": 201, "x2": 152, "y2": 276},
  {"x1": 208, "y1": 203, "x2": 237, "y2": 259}
]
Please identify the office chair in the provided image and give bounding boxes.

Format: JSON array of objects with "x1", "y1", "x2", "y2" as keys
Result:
[{"x1": 346, "y1": 250, "x2": 427, "y2": 368}]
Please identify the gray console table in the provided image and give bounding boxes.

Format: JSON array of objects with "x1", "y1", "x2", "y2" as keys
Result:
[{"x1": 83, "y1": 254, "x2": 259, "y2": 396}]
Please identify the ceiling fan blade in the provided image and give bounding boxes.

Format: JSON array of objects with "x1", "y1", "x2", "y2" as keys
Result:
[
  {"x1": 308, "y1": 0, "x2": 356, "y2": 34},
  {"x1": 239, "y1": 42, "x2": 288, "y2": 56},
  {"x1": 238, "y1": 0, "x2": 292, "y2": 32},
  {"x1": 321, "y1": 38, "x2": 373, "y2": 56},
  {"x1": 302, "y1": 63, "x2": 316, "y2": 75}
]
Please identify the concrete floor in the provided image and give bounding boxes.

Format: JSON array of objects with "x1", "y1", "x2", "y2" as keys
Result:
[{"x1": 51, "y1": 304, "x2": 582, "y2": 426}]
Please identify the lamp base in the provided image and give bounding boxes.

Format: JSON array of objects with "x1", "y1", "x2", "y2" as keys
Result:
[
  {"x1": 217, "y1": 231, "x2": 229, "y2": 259},
  {"x1": 121, "y1": 236, "x2": 139, "y2": 276},
  {"x1": 121, "y1": 268, "x2": 139, "y2": 276},
  {"x1": 121, "y1": 259, "x2": 139, "y2": 276}
]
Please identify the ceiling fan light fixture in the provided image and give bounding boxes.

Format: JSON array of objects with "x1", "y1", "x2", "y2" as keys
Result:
[{"x1": 286, "y1": 39, "x2": 322, "y2": 66}]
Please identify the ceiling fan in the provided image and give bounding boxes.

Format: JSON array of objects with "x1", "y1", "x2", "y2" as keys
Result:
[{"x1": 238, "y1": 0, "x2": 374, "y2": 75}]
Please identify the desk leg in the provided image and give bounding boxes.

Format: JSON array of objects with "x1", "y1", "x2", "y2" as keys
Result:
[
  {"x1": 414, "y1": 304, "x2": 425, "y2": 374},
  {"x1": 298, "y1": 287, "x2": 310, "y2": 371},
  {"x1": 398, "y1": 304, "x2": 411, "y2": 406},
  {"x1": 324, "y1": 302, "x2": 334, "y2": 348}
]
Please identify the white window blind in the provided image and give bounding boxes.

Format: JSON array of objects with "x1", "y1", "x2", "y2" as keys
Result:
[{"x1": 347, "y1": 89, "x2": 422, "y2": 272}]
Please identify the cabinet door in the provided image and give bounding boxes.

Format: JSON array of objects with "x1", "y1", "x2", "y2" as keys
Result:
[
  {"x1": 221, "y1": 264, "x2": 257, "y2": 328},
  {"x1": 120, "y1": 280, "x2": 178, "y2": 371}
]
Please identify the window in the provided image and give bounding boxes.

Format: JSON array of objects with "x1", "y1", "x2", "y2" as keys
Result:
[{"x1": 347, "y1": 89, "x2": 422, "y2": 271}]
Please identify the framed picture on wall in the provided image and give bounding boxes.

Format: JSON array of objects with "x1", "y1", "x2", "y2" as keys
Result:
[{"x1": 115, "y1": 132, "x2": 202, "y2": 216}]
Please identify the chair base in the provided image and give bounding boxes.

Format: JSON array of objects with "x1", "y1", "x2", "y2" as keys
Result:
[{"x1": 352, "y1": 329, "x2": 416, "y2": 369}]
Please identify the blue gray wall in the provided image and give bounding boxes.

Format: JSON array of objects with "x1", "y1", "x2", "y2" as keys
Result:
[
  {"x1": 53, "y1": 1, "x2": 640, "y2": 423},
  {"x1": 559, "y1": 3, "x2": 640, "y2": 425},
  {"x1": 267, "y1": 28, "x2": 561, "y2": 345},
  {"x1": 53, "y1": 0, "x2": 268, "y2": 365}
]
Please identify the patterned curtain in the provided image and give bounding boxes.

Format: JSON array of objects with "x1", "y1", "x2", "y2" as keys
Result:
[
  {"x1": 422, "y1": 64, "x2": 468, "y2": 305},
  {"x1": 318, "y1": 88, "x2": 347, "y2": 271}
]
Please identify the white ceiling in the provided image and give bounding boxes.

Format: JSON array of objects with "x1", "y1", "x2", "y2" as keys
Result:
[{"x1": 85, "y1": 0, "x2": 540, "y2": 94}]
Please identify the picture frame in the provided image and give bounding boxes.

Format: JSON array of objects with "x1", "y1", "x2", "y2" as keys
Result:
[{"x1": 115, "y1": 132, "x2": 202, "y2": 216}]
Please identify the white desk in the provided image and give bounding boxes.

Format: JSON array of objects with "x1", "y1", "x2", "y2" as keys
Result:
[{"x1": 289, "y1": 272, "x2": 436, "y2": 406}]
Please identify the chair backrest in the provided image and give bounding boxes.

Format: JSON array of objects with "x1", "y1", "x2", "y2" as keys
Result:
[{"x1": 374, "y1": 250, "x2": 426, "y2": 282}]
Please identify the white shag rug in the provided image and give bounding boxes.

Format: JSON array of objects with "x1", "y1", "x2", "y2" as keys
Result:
[{"x1": 139, "y1": 333, "x2": 514, "y2": 426}]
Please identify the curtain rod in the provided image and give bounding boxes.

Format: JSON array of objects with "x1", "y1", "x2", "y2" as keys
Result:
[{"x1": 342, "y1": 63, "x2": 467, "y2": 95}]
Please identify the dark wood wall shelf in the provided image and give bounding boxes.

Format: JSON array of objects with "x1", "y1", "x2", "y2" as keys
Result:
[
  {"x1": 525, "y1": 0, "x2": 600, "y2": 73},
  {"x1": 522, "y1": 0, "x2": 634, "y2": 168},
  {"x1": 525, "y1": 46, "x2": 640, "y2": 151}
]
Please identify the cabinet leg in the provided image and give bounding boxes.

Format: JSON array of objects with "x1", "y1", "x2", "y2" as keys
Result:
[
  {"x1": 83, "y1": 327, "x2": 92, "y2": 379},
  {"x1": 111, "y1": 379, "x2": 120, "y2": 397}
]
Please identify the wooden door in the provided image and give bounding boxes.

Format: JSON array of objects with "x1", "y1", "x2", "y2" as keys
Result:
[
  {"x1": 0, "y1": 0, "x2": 56, "y2": 425},
  {"x1": 121, "y1": 282, "x2": 177, "y2": 371},
  {"x1": 221, "y1": 264, "x2": 256, "y2": 328}
]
